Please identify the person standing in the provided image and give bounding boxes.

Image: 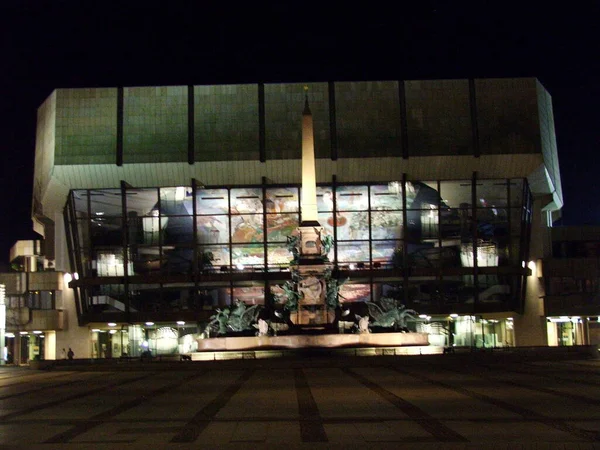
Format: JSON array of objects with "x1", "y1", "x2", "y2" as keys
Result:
[{"x1": 67, "y1": 348, "x2": 74, "y2": 360}]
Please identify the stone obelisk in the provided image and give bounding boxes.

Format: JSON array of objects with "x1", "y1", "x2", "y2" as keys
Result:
[{"x1": 289, "y1": 88, "x2": 334, "y2": 327}]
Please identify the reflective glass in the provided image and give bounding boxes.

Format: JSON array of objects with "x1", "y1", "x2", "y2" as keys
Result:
[
  {"x1": 199, "y1": 245, "x2": 230, "y2": 269},
  {"x1": 160, "y1": 187, "x2": 193, "y2": 216},
  {"x1": 476, "y1": 180, "x2": 508, "y2": 208},
  {"x1": 406, "y1": 181, "x2": 439, "y2": 209},
  {"x1": 439, "y1": 181, "x2": 471, "y2": 209},
  {"x1": 371, "y1": 240, "x2": 401, "y2": 265},
  {"x1": 125, "y1": 188, "x2": 160, "y2": 216},
  {"x1": 88, "y1": 189, "x2": 122, "y2": 217}
]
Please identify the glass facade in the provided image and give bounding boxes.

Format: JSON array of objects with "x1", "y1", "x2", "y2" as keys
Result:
[{"x1": 64, "y1": 178, "x2": 531, "y2": 321}]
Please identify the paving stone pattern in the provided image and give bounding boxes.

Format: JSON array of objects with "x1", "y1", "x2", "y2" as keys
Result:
[{"x1": 1, "y1": 358, "x2": 600, "y2": 449}]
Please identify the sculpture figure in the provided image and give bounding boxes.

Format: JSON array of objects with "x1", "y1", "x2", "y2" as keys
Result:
[
  {"x1": 356, "y1": 315, "x2": 370, "y2": 334},
  {"x1": 205, "y1": 300, "x2": 263, "y2": 335},
  {"x1": 366, "y1": 297, "x2": 418, "y2": 331}
]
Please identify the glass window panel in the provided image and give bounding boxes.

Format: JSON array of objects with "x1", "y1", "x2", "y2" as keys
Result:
[
  {"x1": 336, "y1": 185, "x2": 368, "y2": 211},
  {"x1": 232, "y1": 244, "x2": 265, "y2": 267},
  {"x1": 126, "y1": 188, "x2": 160, "y2": 216},
  {"x1": 73, "y1": 190, "x2": 90, "y2": 215},
  {"x1": 339, "y1": 284, "x2": 371, "y2": 303},
  {"x1": 197, "y1": 188, "x2": 229, "y2": 215},
  {"x1": 317, "y1": 186, "x2": 333, "y2": 212},
  {"x1": 408, "y1": 247, "x2": 443, "y2": 268},
  {"x1": 232, "y1": 286, "x2": 265, "y2": 305},
  {"x1": 406, "y1": 181, "x2": 438, "y2": 209},
  {"x1": 337, "y1": 241, "x2": 369, "y2": 263},
  {"x1": 90, "y1": 217, "x2": 123, "y2": 246},
  {"x1": 231, "y1": 188, "x2": 263, "y2": 214},
  {"x1": 199, "y1": 245, "x2": 230, "y2": 268},
  {"x1": 163, "y1": 215, "x2": 194, "y2": 245},
  {"x1": 336, "y1": 211, "x2": 369, "y2": 240},
  {"x1": 371, "y1": 240, "x2": 401, "y2": 265},
  {"x1": 439, "y1": 207, "x2": 470, "y2": 241},
  {"x1": 266, "y1": 187, "x2": 299, "y2": 213},
  {"x1": 267, "y1": 213, "x2": 299, "y2": 242},
  {"x1": 371, "y1": 211, "x2": 403, "y2": 239},
  {"x1": 130, "y1": 246, "x2": 163, "y2": 275},
  {"x1": 160, "y1": 187, "x2": 193, "y2": 216},
  {"x1": 88, "y1": 189, "x2": 123, "y2": 217},
  {"x1": 476, "y1": 180, "x2": 508, "y2": 208},
  {"x1": 370, "y1": 184, "x2": 403, "y2": 210},
  {"x1": 510, "y1": 208, "x2": 524, "y2": 236},
  {"x1": 76, "y1": 219, "x2": 90, "y2": 248},
  {"x1": 439, "y1": 180, "x2": 471, "y2": 209},
  {"x1": 318, "y1": 213, "x2": 334, "y2": 236},
  {"x1": 197, "y1": 215, "x2": 229, "y2": 244},
  {"x1": 267, "y1": 243, "x2": 291, "y2": 267},
  {"x1": 509, "y1": 179, "x2": 525, "y2": 207},
  {"x1": 231, "y1": 215, "x2": 264, "y2": 243}
]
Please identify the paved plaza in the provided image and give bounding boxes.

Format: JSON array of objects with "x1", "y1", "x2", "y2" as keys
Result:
[{"x1": 1, "y1": 355, "x2": 600, "y2": 449}]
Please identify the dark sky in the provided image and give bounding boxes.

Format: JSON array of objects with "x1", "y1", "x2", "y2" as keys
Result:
[{"x1": 0, "y1": 2, "x2": 599, "y2": 266}]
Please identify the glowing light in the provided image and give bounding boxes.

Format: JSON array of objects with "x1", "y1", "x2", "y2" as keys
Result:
[
  {"x1": 236, "y1": 263, "x2": 245, "y2": 271},
  {"x1": 450, "y1": 314, "x2": 459, "y2": 318},
  {"x1": 19, "y1": 331, "x2": 28, "y2": 335},
  {"x1": 145, "y1": 322, "x2": 154, "y2": 326},
  {"x1": 176, "y1": 321, "x2": 185, "y2": 325},
  {"x1": 73, "y1": 272, "x2": 79, "y2": 280},
  {"x1": 33, "y1": 330, "x2": 42, "y2": 334},
  {"x1": 107, "y1": 322, "x2": 117, "y2": 327},
  {"x1": 91, "y1": 329, "x2": 100, "y2": 332},
  {"x1": 63, "y1": 273, "x2": 72, "y2": 284},
  {"x1": 109, "y1": 330, "x2": 117, "y2": 334},
  {"x1": 527, "y1": 260, "x2": 537, "y2": 277},
  {"x1": 349, "y1": 263, "x2": 356, "y2": 270}
]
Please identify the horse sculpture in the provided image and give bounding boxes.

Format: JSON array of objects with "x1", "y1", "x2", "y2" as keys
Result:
[{"x1": 365, "y1": 297, "x2": 418, "y2": 331}]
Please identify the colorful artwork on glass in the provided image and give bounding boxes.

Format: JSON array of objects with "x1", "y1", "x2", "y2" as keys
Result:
[
  {"x1": 316, "y1": 186, "x2": 333, "y2": 212},
  {"x1": 197, "y1": 215, "x2": 229, "y2": 244},
  {"x1": 267, "y1": 244, "x2": 291, "y2": 266},
  {"x1": 232, "y1": 245, "x2": 264, "y2": 266},
  {"x1": 337, "y1": 241, "x2": 369, "y2": 263},
  {"x1": 231, "y1": 215, "x2": 264, "y2": 243},
  {"x1": 267, "y1": 214, "x2": 299, "y2": 242},
  {"x1": 339, "y1": 284, "x2": 370, "y2": 303},
  {"x1": 336, "y1": 211, "x2": 369, "y2": 240},
  {"x1": 371, "y1": 240, "x2": 400, "y2": 264},
  {"x1": 231, "y1": 188, "x2": 263, "y2": 214},
  {"x1": 336, "y1": 185, "x2": 368, "y2": 211},
  {"x1": 232, "y1": 286, "x2": 265, "y2": 305},
  {"x1": 371, "y1": 211, "x2": 403, "y2": 239},
  {"x1": 197, "y1": 189, "x2": 229, "y2": 215},
  {"x1": 266, "y1": 187, "x2": 299, "y2": 213},
  {"x1": 370, "y1": 185, "x2": 403, "y2": 210}
]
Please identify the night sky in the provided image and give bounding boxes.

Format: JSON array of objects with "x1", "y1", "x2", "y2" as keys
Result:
[{"x1": 1, "y1": 2, "x2": 599, "y2": 267}]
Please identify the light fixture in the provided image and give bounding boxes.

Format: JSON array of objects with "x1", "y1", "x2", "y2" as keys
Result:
[
  {"x1": 107, "y1": 322, "x2": 117, "y2": 327},
  {"x1": 145, "y1": 322, "x2": 154, "y2": 326},
  {"x1": 19, "y1": 331, "x2": 28, "y2": 335},
  {"x1": 109, "y1": 330, "x2": 117, "y2": 334},
  {"x1": 176, "y1": 321, "x2": 185, "y2": 325},
  {"x1": 450, "y1": 314, "x2": 459, "y2": 318},
  {"x1": 91, "y1": 329, "x2": 100, "y2": 332},
  {"x1": 33, "y1": 330, "x2": 42, "y2": 334}
]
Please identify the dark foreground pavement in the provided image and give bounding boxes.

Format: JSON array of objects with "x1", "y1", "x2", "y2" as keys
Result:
[{"x1": 1, "y1": 353, "x2": 600, "y2": 449}]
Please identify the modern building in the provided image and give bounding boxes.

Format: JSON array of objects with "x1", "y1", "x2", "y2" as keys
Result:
[
  {"x1": 543, "y1": 226, "x2": 600, "y2": 346},
  {"x1": 7, "y1": 78, "x2": 566, "y2": 361}
]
